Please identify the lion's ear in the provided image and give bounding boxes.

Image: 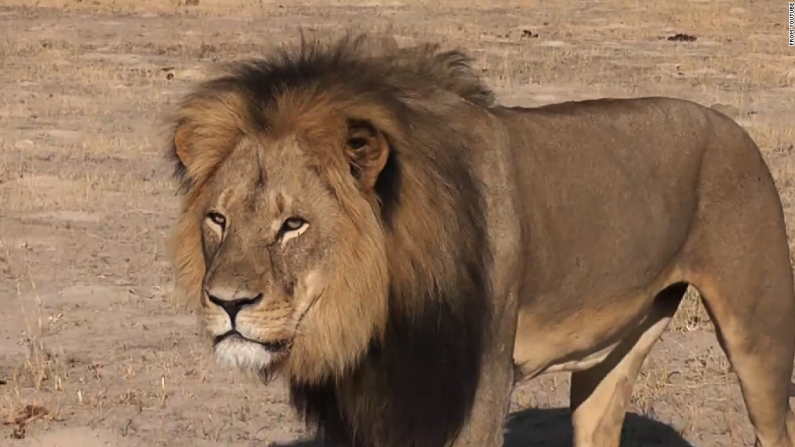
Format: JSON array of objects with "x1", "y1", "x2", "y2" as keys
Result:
[
  {"x1": 346, "y1": 119, "x2": 389, "y2": 191},
  {"x1": 173, "y1": 122, "x2": 193, "y2": 167}
]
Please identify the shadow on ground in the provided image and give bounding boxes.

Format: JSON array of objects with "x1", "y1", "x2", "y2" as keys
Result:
[
  {"x1": 271, "y1": 408, "x2": 695, "y2": 446},
  {"x1": 504, "y1": 408, "x2": 694, "y2": 446}
]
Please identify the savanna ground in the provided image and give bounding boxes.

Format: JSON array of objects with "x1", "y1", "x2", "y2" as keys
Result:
[{"x1": 1, "y1": 0, "x2": 794, "y2": 445}]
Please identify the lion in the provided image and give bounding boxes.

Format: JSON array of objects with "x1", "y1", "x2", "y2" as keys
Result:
[{"x1": 164, "y1": 34, "x2": 795, "y2": 447}]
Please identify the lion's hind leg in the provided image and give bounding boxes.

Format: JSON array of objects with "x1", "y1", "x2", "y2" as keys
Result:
[
  {"x1": 679, "y1": 128, "x2": 795, "y2": 447},
  {"x1": 686, "y1": 268, "x2": 795, "y2": 447},
  {"x1": 569, "y1": 283, "x2": 687, "y2": 447}
]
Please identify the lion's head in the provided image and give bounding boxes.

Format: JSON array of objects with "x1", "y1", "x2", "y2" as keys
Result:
[{"x1": 165, "y1": 34, "x2": 494, "y2": 390}]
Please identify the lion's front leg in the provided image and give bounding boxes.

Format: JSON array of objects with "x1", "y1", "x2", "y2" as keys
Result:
[
  {"x1": 451, "y1": 291, "x2": 519, "y2": 447},
  {"x1": 451, "y1": 354, "x2": 515, "y2": 447}
]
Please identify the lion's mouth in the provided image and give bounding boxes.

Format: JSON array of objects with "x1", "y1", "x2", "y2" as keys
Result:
[
  {"x1": 214, "y1": 330, "x2": 292, "y2": 353},
  {"x1": 211, "y1": 289, "x2": 324, "y2": 360}
]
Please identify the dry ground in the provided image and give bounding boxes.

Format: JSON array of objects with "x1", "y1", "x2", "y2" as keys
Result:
[{"x1": 1, "y1": 0, "x2": 794, "y2": 446}]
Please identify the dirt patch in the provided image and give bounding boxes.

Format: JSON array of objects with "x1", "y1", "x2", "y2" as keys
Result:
[
  {"x1": 1, "y1": 1, "x2": 793, "y2": 446},
  {"x1": 18, "y1": 427, "x2": 130, "y2": 447}
]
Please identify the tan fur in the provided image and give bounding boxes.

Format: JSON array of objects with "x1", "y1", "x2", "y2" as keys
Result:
[{"x1": 165, "y1": 34, "x2": 795, "y2": 447}]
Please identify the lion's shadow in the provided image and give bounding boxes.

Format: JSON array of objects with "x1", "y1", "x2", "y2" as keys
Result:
[
  {"x1": 502, "y1": 408, "x2": 695, "y2": 446},
  {"x1": 271, "y1": 408, "x2": 696, "y2": 446}
]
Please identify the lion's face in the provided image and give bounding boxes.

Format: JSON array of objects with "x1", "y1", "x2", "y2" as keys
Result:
[{"x1": 187, "y1": 132, "x2": 389, "y2": 381}]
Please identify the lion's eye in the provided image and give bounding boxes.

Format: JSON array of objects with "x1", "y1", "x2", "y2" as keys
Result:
[
  {"x1": 348, "y1": 137, "x2": 368, "y2": 150},
  {"x1": 207, "y1": 212, "x2": 227, "y2": 229},
  {"x1": 280, "y1": 217, "x2": 307, "y2": 234}
]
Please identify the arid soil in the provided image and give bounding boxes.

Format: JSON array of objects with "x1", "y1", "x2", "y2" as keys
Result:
[{"x1": 1, "y1": 1, "x2": 794, "y2": 446}]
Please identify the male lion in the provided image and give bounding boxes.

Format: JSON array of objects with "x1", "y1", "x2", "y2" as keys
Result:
[{"x1": 164, "y1": 34, "x2": 795, "y2": 447}]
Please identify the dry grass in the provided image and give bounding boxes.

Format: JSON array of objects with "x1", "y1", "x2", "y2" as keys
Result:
[{"x1": 0, "y1": 1, "x2": 793, "y2": 445}]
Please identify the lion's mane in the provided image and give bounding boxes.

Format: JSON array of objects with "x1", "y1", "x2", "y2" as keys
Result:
[{"x1": 166, "y1": 34, "x2": 496, "y2": 446}]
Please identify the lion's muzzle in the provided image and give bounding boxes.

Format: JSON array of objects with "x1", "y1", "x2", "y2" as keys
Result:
[
  {"x1": 204, "y1": 287, "x2": 294, "y2": 373},
  {"x1": 206, "y1": 289, "x2": 263, "y2": 321},
  {"x1": 214, "y1": 329, "x2": 290, "y2": 353}
]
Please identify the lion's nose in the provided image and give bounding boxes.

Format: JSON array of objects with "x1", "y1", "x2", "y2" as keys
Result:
[{"x1": 206, "y1": 290, "x2": 263, "y2": 323}]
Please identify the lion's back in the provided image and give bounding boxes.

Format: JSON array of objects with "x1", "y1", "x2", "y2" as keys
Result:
[{"x1": 494, "y1": 98, "x2": 718, "y2": 296}]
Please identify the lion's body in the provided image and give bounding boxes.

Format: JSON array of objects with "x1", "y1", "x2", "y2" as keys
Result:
[
  {"x1": 499, "y1": 98, "x2": 788, "y2": 375},
  {"x1": 165, "y1": 35, "x2": 795, "y2": 447}
]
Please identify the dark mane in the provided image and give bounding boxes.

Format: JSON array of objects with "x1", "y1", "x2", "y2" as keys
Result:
[
  {"x1": 165, "y1": 33, "x2": 494, "y2": 447},
  {"x1": 167, "y1": 34, "x2": 494, "y2": 195},
  {"x1": 220, "y1": 33, "x2": 495, "y2": 114}
]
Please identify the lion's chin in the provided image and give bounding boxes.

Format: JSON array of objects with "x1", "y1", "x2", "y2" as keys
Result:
[{"x1": 213, "y1": 333, "x2": 289, "y2": 377}]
